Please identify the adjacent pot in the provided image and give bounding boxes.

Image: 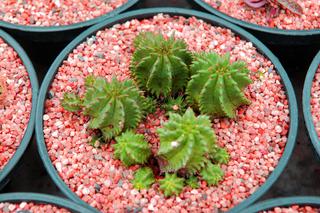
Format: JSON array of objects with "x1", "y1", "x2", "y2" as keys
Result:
[
  {"x1": 0, "y1": 193, "x2": 98, "y2": 213},
  {"x1": 240, "y1": 196, "x2": 320, "y2": 213},
  {"x1": 192, "y1": 0, "x2": 320, "y2": 45},
  {"x1": 0, "y1": 29, "x2": 38, "y2": 189},
  {"x1": 303, "y1": 51, "x2": 320, "y2": 157},
  {"x1": 0, "y1": 0, "x2": 139, "y2": 42},
  {"x1": 36, "y1": 7, "x2": 298, "y2": 213}
]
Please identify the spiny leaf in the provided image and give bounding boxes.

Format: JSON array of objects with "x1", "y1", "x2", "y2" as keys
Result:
[
  {"x1": 275, "y1": 0, "x2": 303, "y2": 15},
  {"x1": 131, "y1": 167, "x2": 155, "y2": 190},
  {"x1": 114, "y1": 131, "x2": 151, "y2": 167},
  {"x1": 185, "y1": 176, "x2": 199, "y2": 189},
  {"x1": 61, "y1": 93, "x2": 82, "y2": 112},
  {"x1": 159, "y1": 173, "x2": 184, "y2": 197},
  {"x1": 200, "y1": 162, "x2": 224, "y2": 186}
]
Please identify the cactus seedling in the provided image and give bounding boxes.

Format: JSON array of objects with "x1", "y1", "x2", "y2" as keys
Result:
[
  {"x1": 131, "y1": 167, "x2": 155, "y2": 190},
  {"x1": 61, "y1": 76, "x2": 147, "y2": 141},
  {"x1": 244, "y1": 0, "x2": 303, "y2": 16},
  {"x1": 187, "y1": 52, "x2": 252, "y2": 119},
  {"x1": 157, "y1": 108, "x2": 223, "y2": 174},
  {"x1": 159, "y1": 173, "x2": 184, "y2": 197},
  {"x1": 162, "y1": 96, "x2": 187, "y2": 115},
  {"x1": 185, "y1": 175, "x2": 199, "y2": 189},
  {"x1": 131, "y1": 32, "x2": 192, "y2": 97},
  {"x1": 114, "y1": 131, "x2": 151, "y2": 167},
  {"x1": 0, "y1": 76, "x2": 7, "y2": 104},
  {"x1": 200, "y1": 162, "x2": 224, "y2": 186}
]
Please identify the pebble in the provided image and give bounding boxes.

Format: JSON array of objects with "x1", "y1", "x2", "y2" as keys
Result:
[
  {"x1": 205, "y1": 0, "x2": 320, "y2": 30},
  {"x1": 311, "y1": 66, "x2": 320, "y2": 139},
  {"x1": 265, "y1": 206, "x2": 320, "y2": 213},
  {"x1": 0, "y1": 0, "x2": 128, "y2": 27},
  {"x1": 43, "y1": 14, "x2": 290, "y2": 212},
  {"x1": 0, "y1": 202, "x2": 69, "y2": 212}
]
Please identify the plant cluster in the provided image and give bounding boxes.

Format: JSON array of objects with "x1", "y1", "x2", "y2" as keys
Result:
[
  {"x1": 0, "y1": 76, "x2": 7, "y2": 104},
  {"x1": 61, "y1": 31, "x2": 253, "y2": 197},
  {"x1": 244, "y1": 0, "x2": 303, "y2": 16}
]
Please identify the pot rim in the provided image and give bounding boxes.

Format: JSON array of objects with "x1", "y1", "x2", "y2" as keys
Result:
[
  {"x1": 0, "y1": 0, "x2": 138, "y2": 33},
  {"x1": 0, "y1": 192, "x2": 98, "y2": 213},
  {"x1": 193, "y1": 0, "x2": 320, "y2": 36},
  {"x1": 240, "y1": 196, "x2": 320, "y2": 213},
  {"x1": 0, "y1": 29, "x2": 38, "y2": 188},
  {"x1": 303, "y1": 51, "x2": 320, "y2": 156},
  {"x1": 35, "y1": 7, "x2": 298, "y2": 213}
]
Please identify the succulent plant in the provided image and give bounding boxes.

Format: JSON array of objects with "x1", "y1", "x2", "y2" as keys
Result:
[
  {"x1": 130, "y1": 31, "x2": 192, "y2": 97},
  {"x1": 114, "y1": 131, "x2": 151, "y2": 167},
  {"x1": 186, "y1": 52, "x2": 252, "y2": 119},
  {"x1": 210, "y1": 146, "x2": 230, "y2": 165},
  {"x1": 131, "y1": 167, "x2": 155, "y2": 190},
  {"x1": 200, "y1": 162, "x2": 224, "y2": 186},
  {"x1": 0, "y1": 76, "x2": 7, "y2": 104},
  {"x1": 61, "y1": 76, "x2": 147, "y2": 141},
  {"x1": 157, "y1": 108, "x2": 218, "y2": 174},
  {"x1": 162, "y1": 96, "x2": 187, "y2": 115},
  {"x1": 244, "y1": 0, "x2": 303, "y2": 16},
  {"x1": 185, "y1": 176, "x2": 199, "y2": 189},
  {"x1": 159, "y1": 173, "x2": 184, "y2": 197}
]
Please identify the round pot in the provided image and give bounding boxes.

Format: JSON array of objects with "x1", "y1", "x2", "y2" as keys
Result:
[
  {"x1": 0, "y1": 29, "x2": 38, "y2": 189},
  {"x1": 303, "y1": 51, "x2": 320, "y2": 157},
  {"x1": 192, "y1": 0, "x2": 320, "y2": 46},
  {"x1": 0, "y1": 0, "x2": 139, "y2": 43},
  {"x1": 35, "y1": 7, "x2": 298, "y2": 213},
  {"x1": 240, "y1": 196, "x2": 320, "y2": 213},
  {"x1": 0, "y1": 193, "x2": 99, "y2": 213}
]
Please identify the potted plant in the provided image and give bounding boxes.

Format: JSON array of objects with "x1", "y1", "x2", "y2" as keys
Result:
[
  {"x1": 303, "y1": 50, "x2": 320, "y2": 157},
  {"x1": 36, "y1": 8, "x2": 298, "y2": 213},
  {"x1": 240, "y1": 196, "x2": 320, "y2": 213},
  {"x1": 192, "y1": 0, "x2": 320, "y2": 45},
  {"x1": 0, "y1": 193, "x2": 98, "y2": 212},
  {"x1": 0, "y1": 29, "x2": 38, "y2": 189},
  {"x1": 0, "y1": 0, "x2": 139, "y2": 42}
]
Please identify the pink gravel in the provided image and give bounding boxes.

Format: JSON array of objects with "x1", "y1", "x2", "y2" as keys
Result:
[
  {"x1": 204, "y1": 0, "x2": 320, "y2": 30},
  {"x1": 310, "y1": 65, "x2": 320, "y2": 137},
  {"x1": 0, "y1": 202, "x2": 69, "y2": 213},
  {"x1": 43, "y1": 14, "x2": 290, "y2": 212},
  {"x1": 261, "y1": 205, "x2": 319, "y2": 213},
  {"x1": 0, "y1": 0, "x2": 128, "y2": 27},
  {"x1": 0, "y1": 38, "x2": 32, "y2": 170}
]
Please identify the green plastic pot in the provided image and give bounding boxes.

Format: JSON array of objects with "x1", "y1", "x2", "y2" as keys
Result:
[
  {"x1": 303, "y1": 51, "x2": 320, "y2": 157},
  {"x1": 0, "y1": 29, "x2": 38, "y2": 189},
  {"x1": 0, "y1": 0, "x2": 139, "y2": 42},
  {"x1": 35, "y1": 7, "x2": 298, "y2": 213},
  {"x1": 0, "y1": 193, "x2": 98, "y2": 213},
  {"x1": 240, "y1": 196, "x2": 320, "y2": 213},
  {"x1": 192, "y1": 0, "x2": 320, "y2": 45}
]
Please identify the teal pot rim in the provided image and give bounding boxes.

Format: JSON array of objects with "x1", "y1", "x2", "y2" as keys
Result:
[
  {"x1": 35, "y1": 7, "x2": 298, "y2": 213},
  {"x1": 240, "y1": 196, "x2": 320, "y2": 213},
  {"x1": 193, "y1": 0, "x2": 320, "y2": 37},
  {"x1": 0, "y1": 29, "x2": 38, "y2": 188},
  {"x1": 0, "y1": 193, "x2": 99, "y2": 213},
  {"x1": 303, "y1": 51, "x2": 320, "y2": 156},
  {"x1": 0, "y1": 0, "x2": 138, "y2": 33}
]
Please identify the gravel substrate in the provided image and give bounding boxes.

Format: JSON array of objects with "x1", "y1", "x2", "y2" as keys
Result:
[
  {"x1": 0, "y1": 0, "x2": 128, "y2": 26},
  {"x1": 0, "y1": 202, "x2": 69, "y2": 212},
  {"x1": 310, "y1": 66, "x2": 320, "y2": 138},
  {"x1": 43, "y1": 14, "x2": 290, "y2": 212},
  {"x1": 261, "y1": 205, "x2": 320, "y2": 213},
  {"x1": 204, "y1": 0, "x2": 320, "y2": 30},
  {"x1": 0, "y1": 38, "x2": 32, "y2": 170}
]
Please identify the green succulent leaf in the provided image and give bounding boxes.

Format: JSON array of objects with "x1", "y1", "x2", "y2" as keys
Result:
[
  {"x1": 185, "y1": 175, "x2": 199, "y2": 189},
  {"x1": 131, "y1": 31, "x2": 192, "y2": 97},
  {"x1": 159, "y1": 173, "x2": 184, "y2": 197},
  {"x1": 61, "y1": 76, "x2": 147, "y2": 141},
  {"x1": 131, "y1": 167, "x2": 155, "y2": 190},
  {"x1": 187, "y1": 52, "x2": 252, "y2": 119},
  {"x1": 61, "y1": 93, "x2": 82, "y2": 112},
  {"x1": 211, "y1": 147, "x2": 230, "y2": 165},
  {"x1": 200, "y1": 162, "x2": 224, "y2": 186},
  {"x1": 143, "y1": 96, "x2": 157, "y2": 115},
  {"x1": 114, "y1": 131, "x2": 151, "y2": 167},
  {"x1": 157, "y1": 108, "x2": 216, "y2": 174},
  {"x1": 162, "y1": 96, "x2": 187, "y2": 115}
]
